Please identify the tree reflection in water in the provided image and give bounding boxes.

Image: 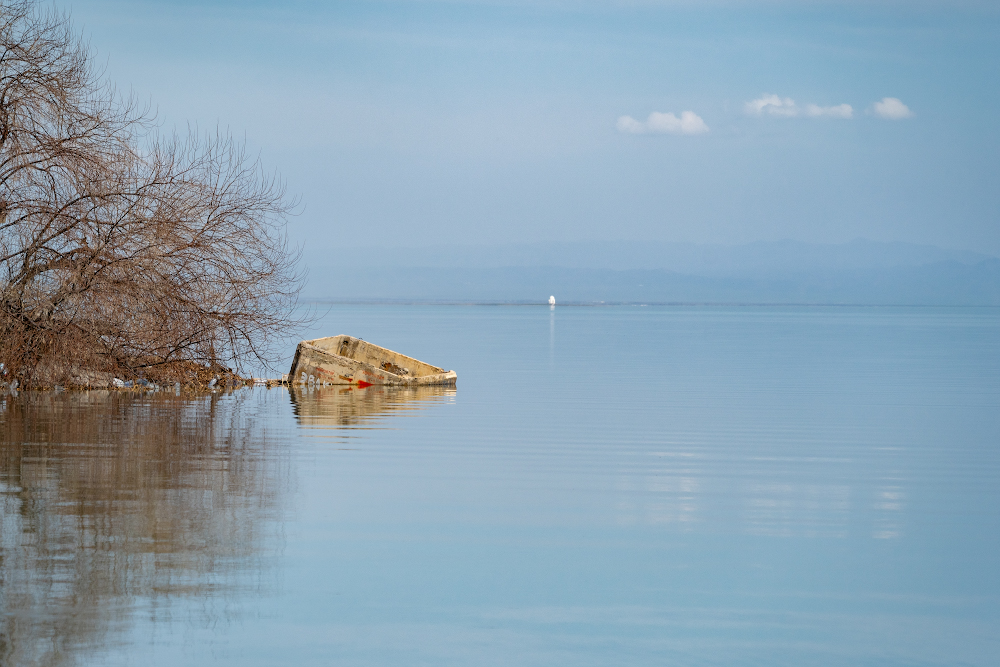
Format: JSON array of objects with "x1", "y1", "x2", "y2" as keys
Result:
[{"x1": 0, "y1": 390, "x2": 291, "y2": 667}]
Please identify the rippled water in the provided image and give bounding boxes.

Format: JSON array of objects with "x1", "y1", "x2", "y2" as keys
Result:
[{"x1": 1, "y1": 305, "x2": 998, "y2": 666}]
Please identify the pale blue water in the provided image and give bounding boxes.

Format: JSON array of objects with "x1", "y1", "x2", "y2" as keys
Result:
[{"x1": 1, "y1": 305, "x2": 998, "y2": 666}]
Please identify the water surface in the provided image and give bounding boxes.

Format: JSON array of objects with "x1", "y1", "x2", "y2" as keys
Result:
[{"x1": 1, "y1": 305, "x2": 998, "y2": 665}]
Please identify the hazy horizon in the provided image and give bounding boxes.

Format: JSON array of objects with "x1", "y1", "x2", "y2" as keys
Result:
[
  {"x1": 298, "y1": 238, "x2": 1000, "y2": 304},
  {"x1": 304, "y1": 237, "x2": 1000, "y2": 269}
]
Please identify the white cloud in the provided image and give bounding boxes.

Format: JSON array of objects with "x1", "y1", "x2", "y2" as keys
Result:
[
  {"x1": 617, "y1": 110, "x2": 709, "y2": 135},
  {"x1": 746, "y1": 94, "x2": 855, "y2": 120},
  {"x1": 871, "y1": 97, "x2": 913, "y2": 120},
  {"x1": 745, "y1": 94, "x2": 799, "y2": 117},
  {"x1": 805, "y1": 103, "x2": 853, "y2": 119},
  {"x1": 616, "y1": 115, "x2": 646, "y2": 133}
]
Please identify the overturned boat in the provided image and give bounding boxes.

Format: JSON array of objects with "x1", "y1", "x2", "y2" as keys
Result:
[{"x1": 288, "y1": 335, "x2": 457, "y2": 387}]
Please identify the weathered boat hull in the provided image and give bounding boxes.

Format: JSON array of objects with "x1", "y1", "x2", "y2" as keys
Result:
[{"x1": 288, "y1": 335, "x2": 457, "y2": 387}]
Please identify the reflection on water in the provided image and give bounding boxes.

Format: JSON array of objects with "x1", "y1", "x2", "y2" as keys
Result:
[
  {"x1": 0, "y1": 386, "x2": 457, "y2": 666},
  {"x1": 611, "y1": 448, "x2": 907, "y2": 539},
  {"x1": 0, "y1": 306, "x2": 996, "y2": 667},
  {"x1": 290, "y1": 384, "x2": 456, "y2": 430},
  {"x1": 742, "y1": 483, "x2": 852, "y2": 538},
  {"x1": 0, "y1": 390, "x2": 290, "y2": 667}
]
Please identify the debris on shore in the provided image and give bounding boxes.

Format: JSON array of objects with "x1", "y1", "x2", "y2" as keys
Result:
[
  {"x1": 0, "y1": 361, "x2": 290, "y2": 393},
  {"x1": 2, "y1": 334, "x2": 457, "y2": 394}
]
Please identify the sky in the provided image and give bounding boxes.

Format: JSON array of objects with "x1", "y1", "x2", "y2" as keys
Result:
[{"x1": 65, "y1": 0, "x2": 1000, "y2": 261}]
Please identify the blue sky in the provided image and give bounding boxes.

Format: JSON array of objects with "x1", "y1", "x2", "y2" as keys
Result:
[{"x1": 68, "y1": 0, "x2": 1000, "y2": 257}]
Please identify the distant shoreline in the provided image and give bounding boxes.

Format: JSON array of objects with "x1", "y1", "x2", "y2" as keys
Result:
[{"x1": 300, "y1": 299, "x2": 1000, "y2": 308}]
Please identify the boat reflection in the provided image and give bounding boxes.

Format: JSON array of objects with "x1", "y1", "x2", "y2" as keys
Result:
[
  {"x1": 0, "y1": 390, "x2": 289, "y2": 667},
  {"x1": 289, "y1": 384, "x2": 456, "y2": 429}
]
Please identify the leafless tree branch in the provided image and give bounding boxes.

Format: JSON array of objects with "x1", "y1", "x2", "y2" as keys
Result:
[{"x1": 0, "y1": 0, "x2": 305, "y2": 386}]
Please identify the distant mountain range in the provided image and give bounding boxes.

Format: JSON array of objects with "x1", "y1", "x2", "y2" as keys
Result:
[{"x1": 302, "y1": 240, "x2": 1000, "y2": 305}]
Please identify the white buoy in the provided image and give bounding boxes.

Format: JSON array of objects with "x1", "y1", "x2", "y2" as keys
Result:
[{"x1": 548, "y1": 295, "x2": 556, "y2": 306}]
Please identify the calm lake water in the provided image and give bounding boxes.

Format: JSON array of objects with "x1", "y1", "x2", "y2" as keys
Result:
[{"x1": 1, "y1": 305, "x2": 999, "y2": 666}]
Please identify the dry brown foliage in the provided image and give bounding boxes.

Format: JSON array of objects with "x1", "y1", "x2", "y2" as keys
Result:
[{"x1": 0, "y1": 0, "x2": 304, "y2": 387}]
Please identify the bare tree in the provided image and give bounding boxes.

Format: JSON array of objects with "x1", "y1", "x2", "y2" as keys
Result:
[{"x1": 0, "y1": 0, "x2": 304, "y2": 386}]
